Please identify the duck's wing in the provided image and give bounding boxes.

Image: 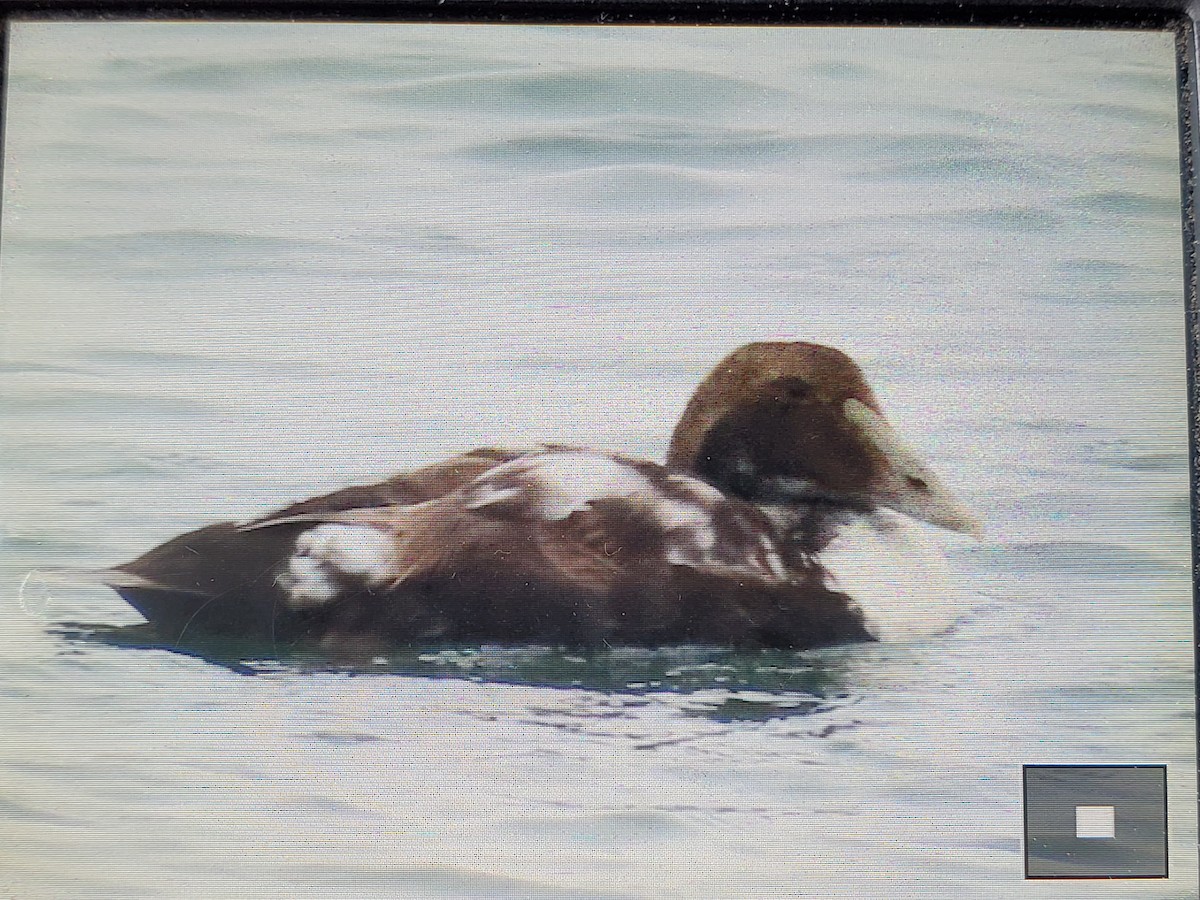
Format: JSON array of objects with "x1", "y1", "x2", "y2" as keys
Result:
[
  {"x1": 239, "y1": 445, "x2": 535, "y2": 527},
  {"x1": 258, "y1": 453, "x2": 864, "y2": 648},
  {"x1": 252, "y1": 449, "x2": 794, "y2": 611},
  {"x1": 245, "y1": 491, "x2": 627, "y2": 604}
]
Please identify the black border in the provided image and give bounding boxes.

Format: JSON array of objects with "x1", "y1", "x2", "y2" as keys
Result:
[
  {"x1": 1179, "y1": 25, "x2": 1200, "y2": 894},
  {"x1": 2, "y1": 2, "x2": 1198, "y2": 889},
  {"x1": 0, "y1": 0, "x2": 1187, "y2": 26}
]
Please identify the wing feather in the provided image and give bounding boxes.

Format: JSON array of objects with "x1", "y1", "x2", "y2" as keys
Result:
[{"x1": 240, "y1": 446, "x2": 535, "y2": 527}]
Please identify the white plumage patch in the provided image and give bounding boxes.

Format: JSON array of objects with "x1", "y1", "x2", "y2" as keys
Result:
[
  {"x1": 277, "y1": 524, "x2": 397, "y2": 609},
  {"x1": 467, "y1": 451, "x2": 654, "y2": 521},
  {"x1": 820, "y1": 511, "x2": 963, "y2": 641},
  {"x1": 656, "y1": 482, "x2": 785, "y2": 583},
  {"x1": 757, "y1": 536, "x2": 789, "y2": 580},
  {"x1": 466, "y1": 451, "x2": 791, "y2": 584},
  {"x1": 460, "y1": 483, "x2": 524, "y2": 510},
  {"x1": 663, "y1": 536, "x2": 788, "y2": 582},
  {"x1": 295, "y1": 524, "x2": 396, "y2": 580},
  {"x1": 655, "y1": 498, "x2": 721, "y2": 570},
  {"x1": 663, "y1": 473, "x2": 725, "y2": 505},
  {"x1": 654, "y1": 498, "x2": 715, "y2": 536},
  {"x1": 282, "y1": 554, "x2": 339, "y2": 608}
]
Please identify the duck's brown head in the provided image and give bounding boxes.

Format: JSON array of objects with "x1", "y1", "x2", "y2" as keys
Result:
[{"x1": 666, "y1": 342, "x2": 981, "y2": 537}]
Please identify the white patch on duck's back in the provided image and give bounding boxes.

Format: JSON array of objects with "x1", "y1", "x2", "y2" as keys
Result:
[
  {"x1": 757, "y1": 535, "x2": 789, "y2": 580},
  {"x1": 664, "y1": 473, "x2": 725, "y2": 505},
  {"x1": 278, "y1": 524, "x2": 397, "y2": 609},
  {"x1": 295, "y1": 525, "x2": 397, "y2": 580},
  {"x1": 466, "y1": 450, "x2": 654, "y2": 520},
  {"x1": 656, "y1": 487, "x2": 788, "y2": 583},
  {"x1": 654, "y1": 499, "x2": 717, "y2": 550},
  {"x1": 464, "y1": 451, "x2": 790, "y2": 583},
  {"x1": 459, "y1": 482, "x2": 524, "y2": 510},
  {"x1": 663, "y1": 526, "x2": 789, "y2": 583}
]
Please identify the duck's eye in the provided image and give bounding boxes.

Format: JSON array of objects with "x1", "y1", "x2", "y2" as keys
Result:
[
  {"x1": 906, "y1": 475, "x2": 929, "y2": 491},
  {"x1": 771, "y1": 377, "x2": 812, "y2": 403}
]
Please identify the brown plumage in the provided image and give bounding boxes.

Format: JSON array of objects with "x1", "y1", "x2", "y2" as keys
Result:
[{"x1": 71, "y1": 342, "x2": 980, "y2": 653}]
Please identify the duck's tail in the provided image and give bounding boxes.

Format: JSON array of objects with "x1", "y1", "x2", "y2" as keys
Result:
[{"x1": 24, "y1": 566, "x2": 211, "y2": 596}]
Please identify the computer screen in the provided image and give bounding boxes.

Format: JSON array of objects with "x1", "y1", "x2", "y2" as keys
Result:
[{"x1": 1, "y1": 16, "x2": 1194, "y2": 897}]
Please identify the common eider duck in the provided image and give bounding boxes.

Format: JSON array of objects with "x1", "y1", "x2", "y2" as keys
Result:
[{"x1": 68, "y1": 342, "x2": 980, "y2": 651}]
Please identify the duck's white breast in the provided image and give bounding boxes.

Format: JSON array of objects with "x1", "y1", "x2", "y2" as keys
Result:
[{"x1": 821, "y1": 511, "x2": 965, "y2": 641}]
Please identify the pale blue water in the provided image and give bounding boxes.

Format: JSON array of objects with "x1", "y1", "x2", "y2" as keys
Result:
[{"x1": 1, "y1": 22, "x2": 1196, "y2": 899}]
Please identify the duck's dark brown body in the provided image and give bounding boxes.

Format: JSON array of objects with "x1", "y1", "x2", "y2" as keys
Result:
[
  {"x1": 90, "y1": 342, "x2": 979, "y2": 653},
  {"x1": 116, "y1": 542, "x2": 870, "y2": 651},
  {"x1": 111, "y1": 458, "x2": 872, "y2": 651}
]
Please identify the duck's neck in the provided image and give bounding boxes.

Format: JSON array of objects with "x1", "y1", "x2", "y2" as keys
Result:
[
  {"x1": 757, "y1": 500, "x2": 862, "y2": 556},
  {"x1": 666, "y1": 378, "x2": 869, "y2": 554},
  {"x1": 670, "y1": 448, "x2": 865, "y2": 556}
]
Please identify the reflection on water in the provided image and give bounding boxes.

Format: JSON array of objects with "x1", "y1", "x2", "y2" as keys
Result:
[{"x1": 57, "y1": 624, "x2": 852, "y2": 721}]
